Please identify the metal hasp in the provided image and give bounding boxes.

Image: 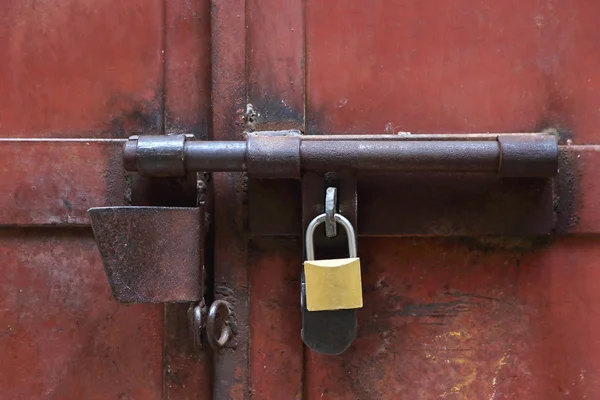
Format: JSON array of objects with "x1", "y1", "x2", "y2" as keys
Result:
[
  {"x1": 88, "y1": 206, "x2": 204, "y2": 303},
  {"x1": 123, "y1": 132, "x2": 559, "y2": 179},
  {"x1": 111, "y1": 130, "x2": 560, "y2": 356}
]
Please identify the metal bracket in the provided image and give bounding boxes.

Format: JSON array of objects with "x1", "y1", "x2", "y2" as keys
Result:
[{"x1": 89, "y1": 206, "x2": 204, "y2": 303}]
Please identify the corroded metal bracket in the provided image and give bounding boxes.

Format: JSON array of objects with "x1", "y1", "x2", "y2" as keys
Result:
[{"x1": 89, "y1": 206, "x2": 204, "y2": 303}]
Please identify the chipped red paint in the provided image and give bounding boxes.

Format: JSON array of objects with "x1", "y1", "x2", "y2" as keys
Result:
[{"x1": 211, "y1": 0, "x2": 250, "y2": 398}]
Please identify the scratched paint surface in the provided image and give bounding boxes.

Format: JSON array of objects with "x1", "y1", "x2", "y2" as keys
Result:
[{"x1": 303, "y1": 237, "x2": 600, "y2": 399}]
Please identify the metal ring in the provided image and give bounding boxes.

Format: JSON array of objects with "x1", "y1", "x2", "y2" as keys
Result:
[
  {"x1": 188, "y1": 302, "x2": 204, "y2": 351},
  {"x1": 207, "y1": 299, "x2": 232, "y2": 350},
  {"x1": 325, "y1": 187, "x2": 338, "y2": 238}
]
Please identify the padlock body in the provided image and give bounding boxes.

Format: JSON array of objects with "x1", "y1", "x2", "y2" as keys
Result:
[{"x1": 304, "y1": 257, "x2": 363, "y2": 311}]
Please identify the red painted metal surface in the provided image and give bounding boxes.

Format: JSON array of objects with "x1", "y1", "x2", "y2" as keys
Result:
[
  {"x1": 163, "y1": 1, "x2": 213, "y2": 398},
  {"x1": 0, "y1": 0, "x2": 164, "y2": 137},
  {"x1": 306, "y1": 1, "x2": 600, "y2": 142},
  {"x1": 247, "y1": 0, "x2": 304, "y2": 130},
  {"x1": 0, "y1": 0, "x2": 212, "y2": 398},
  {"x1": 0, "y1": 139, "x2": 126, "y2": 226},
  {"x1": 0, "y1": 231, "x2": 163, "y2": 399},
  {"x1": 164, "y1": 0, "x2": 211, "y2": 138},
  {"x1": 3, "y1": 0, "x2": 600, "y2": 398},
  {"x1": 0, "y1": 0, "x2": 167, "y2": 397},
  {"x1": 249, "y1": 239, "x2": 303, "y2": 400},
  {"x1": 211, "y1": 0, "x2": 250, "y2": 398},
  {"x1": 297, "y1": 1, "x2": 600, "y2": 398},
  {"x1": 303, "y1": 237, "x2": 600, "y2": 399}
]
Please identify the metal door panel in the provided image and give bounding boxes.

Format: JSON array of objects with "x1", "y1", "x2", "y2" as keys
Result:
[
  {"x1": 208, "y1": 1, "x2": 600, "y2": 399},
  {"x1": 0, "y1": 0, "x2": 212, "y2": 398},
  {"x1": 0, "y1": 231, "x2": 163, "y2": 399},
  {"x1": 304, "y1": 237, "x2": 600, "y2": 399},
  {"x1": 306, "y1": 1, "x2": 600, "y2": 140},
  {"x1": 0, "y1": 0, "x2": 164, "y2": 137},
  {"x1": 296, "y1": 1, "x2": 600, "y2": 398},
  {"x1": 3, "y1": 0, "x2": 600, "y2": 398}
]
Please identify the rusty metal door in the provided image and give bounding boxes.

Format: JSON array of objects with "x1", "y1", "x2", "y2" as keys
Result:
[
  {"x1": 2, "y1": 1, "x2": 599, "y2": 400},
  {"x1": 1, "y1": 1, "x2": 212, "y2": 399},
  {"x1": 211, "y1": 1, "x2": 600, "y2": 399}
]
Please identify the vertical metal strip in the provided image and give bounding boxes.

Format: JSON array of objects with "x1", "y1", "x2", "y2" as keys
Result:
[
  {"x1": 211, "y1": 0, "x2": 250, "y2": 398},
  {"x1": 161, "y1": 1, "x2": 213, "y2": 398},
  {"x1": 246, "y1": 0, "x2": 307, "y2": 397}
]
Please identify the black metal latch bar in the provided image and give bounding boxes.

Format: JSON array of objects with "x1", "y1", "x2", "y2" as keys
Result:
[{"x1": 123, "y1": 131, "x2": 558, "y2": 178}]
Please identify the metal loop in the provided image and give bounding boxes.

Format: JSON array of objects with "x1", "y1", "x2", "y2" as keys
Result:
[
  {"x1": 305, "y1": 213, "x2": 357, "y2": 261},
  {"x1": 325, "y1": 187, "x2": 338, "y2": 238},
  {"x1": 188, "y1": 302, "x2": 205, "y2": 351},
  {"x1": 206, "y1": 299, "x2": 232, "y2": 350}
]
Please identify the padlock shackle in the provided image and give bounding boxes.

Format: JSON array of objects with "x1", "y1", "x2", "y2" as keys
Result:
[{"x1": 305, "y1": 213, "x2": 357, "y2": 261}]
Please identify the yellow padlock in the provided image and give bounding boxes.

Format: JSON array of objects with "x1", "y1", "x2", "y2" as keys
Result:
[{"x1": 304, "y1": 213, "x2": 363, "y2": 311}]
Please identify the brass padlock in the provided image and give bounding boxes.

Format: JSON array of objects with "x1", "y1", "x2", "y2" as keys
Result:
[{"x1": 304, "y1": 213, "x2": 363, "y2": 311}]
